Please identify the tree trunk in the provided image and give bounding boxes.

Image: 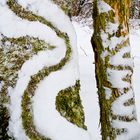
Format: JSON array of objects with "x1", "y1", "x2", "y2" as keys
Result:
[
  {"x1": 91, "y1": 0, "x2": 140, "y2": 139},
  {"x1": 0, "y1": 0, "x2": 86, "y2": 139}
]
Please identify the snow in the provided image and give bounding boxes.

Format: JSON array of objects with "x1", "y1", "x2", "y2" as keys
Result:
[
  {"x1": 97, "y1": 3, "x2": 140, "y2": 137},
  {"x1": 97, "y1": 0, "x2": 112, "y2": 14},
  {"x1": 104, "y1": 87, "x2": 112, "y2": 99},
  {"x1": 33, "y1": 68, "x2": 90, "y2": 140},
  {"x1": 0, "y1": 0, "x2": 89, "y2": 140},
  {"x1": 109, "y1": 47, "x2": 133, "y2": 67},
  {"x1": 101, "y1": 29, "x2": 129, "y2": 50},
  {"x1": 0, "y1": 0, "x2": 6, "y2": 6},
  {"x1": 73, "y1": 22, "x2": 101, "y2": 140},
  {"x1": 130, "y1": 28, "x2": 140, "y2": 122},
  {"x1": 100, "y1": 30, "x2": 110, "y2": 48},
  {"x1": 16, "y1": 0, "x2": 78, "y2": 66},
  {"x1": 107, "y1": 69, "x2": 131, "y2": 88},
  {"x1": 112, "y1": 120, "x2": 140, "y2": 140},
  {"x1": 73, "y1": 20, "x2": 140, "y2": 140},
  {"x1": 112, "y1": 88, "x2": 135, "y2": 116}
]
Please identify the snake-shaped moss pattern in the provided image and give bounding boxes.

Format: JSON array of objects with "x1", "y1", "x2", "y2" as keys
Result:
[
  {"x1": 0, "y1": 0, "x2": 86, "y2": 139},
  {"x1": 0, "y1": 35, "x2": 51, "y2": 140}
]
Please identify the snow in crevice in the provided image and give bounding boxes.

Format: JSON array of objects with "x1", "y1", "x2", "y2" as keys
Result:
[
  {"x1": 106, "y1": 22, "x2": 118, "y2": 35},
  {"x1": 100, "y1": 28, "x2": 129, "y2": 50},
  {"x1": 0, "y1": 0, "x2": 6, "y2": 6}
]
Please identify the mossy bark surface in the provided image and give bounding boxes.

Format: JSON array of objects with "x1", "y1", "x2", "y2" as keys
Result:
[
  {"x1": 91, "y1": 0, "x2": 138, "y2": 140},
  {"x1": 0, "y1": 0, "x2": 86, "y2": 139}
]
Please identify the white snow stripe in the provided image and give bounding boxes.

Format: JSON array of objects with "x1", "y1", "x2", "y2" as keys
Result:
[
  {"x1": 5, "y1": 0, "x2": 90, "y2": 140},
  {"x1": 107, "y1": 69, "x2": 131, "y2": 88}
]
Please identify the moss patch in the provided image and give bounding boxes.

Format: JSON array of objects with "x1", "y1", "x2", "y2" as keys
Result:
[{"x1": 56, "y1": 80, "x2": 87, "y2": 130}]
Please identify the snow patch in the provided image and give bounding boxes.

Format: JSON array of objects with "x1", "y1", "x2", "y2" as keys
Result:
[
  {"x1": 107, "y1": 69, "x2": 131, "y2": 88},
  {"x1": 97, "y1": 0, "x2": 112, "y2": 14},
  {"x1": 104, "y1": 87, "x2": 112, "y2": 99},
  {"x1": 4, "y1": 0, "x2": 90, "y2": 140},
  {"x1": 106, "y1": 22, "x2": 118, "y2": 35}
]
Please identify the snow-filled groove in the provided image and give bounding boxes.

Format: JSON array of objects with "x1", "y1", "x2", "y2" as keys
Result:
[{"x1": 0, "y1": 0, "x2": 90, "y2": 140}]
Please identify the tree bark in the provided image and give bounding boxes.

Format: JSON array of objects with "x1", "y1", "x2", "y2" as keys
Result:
[{"x1": 91, "y1": 0, "x2": 140, "y2": 139}]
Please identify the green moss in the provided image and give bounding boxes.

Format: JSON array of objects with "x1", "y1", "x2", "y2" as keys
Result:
[
  {"x1": 56, "y1": 80, "x2": 87, "y2": 130},
  {"x1": 91, "y1": 35, "x2": 115, "y2": 140}
]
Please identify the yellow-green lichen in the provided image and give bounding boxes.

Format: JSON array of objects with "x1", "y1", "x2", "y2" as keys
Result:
[{"x1": 56, "y1": 80, "x2": 87, "y2": 130}]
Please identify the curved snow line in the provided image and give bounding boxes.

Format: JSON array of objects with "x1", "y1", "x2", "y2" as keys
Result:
[
  {"x1": 6, "y1": 0, "x2": 90, "y2": 140},
  {"x1": 32, "y1": 67, "x2": 90, "y2": 140},
  {"x1": 112, "y1": 120, "x2": 140, "y2": 140}
]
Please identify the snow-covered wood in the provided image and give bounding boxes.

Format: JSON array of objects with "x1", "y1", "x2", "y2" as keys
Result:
[{"x1": 0, "y1": 0, "x2": 90, "y2": 140}]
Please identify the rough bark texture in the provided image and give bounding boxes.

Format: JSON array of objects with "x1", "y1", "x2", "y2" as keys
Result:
[{"x1": 91, "y1": 0, "x2": 139, "y2": 140}]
